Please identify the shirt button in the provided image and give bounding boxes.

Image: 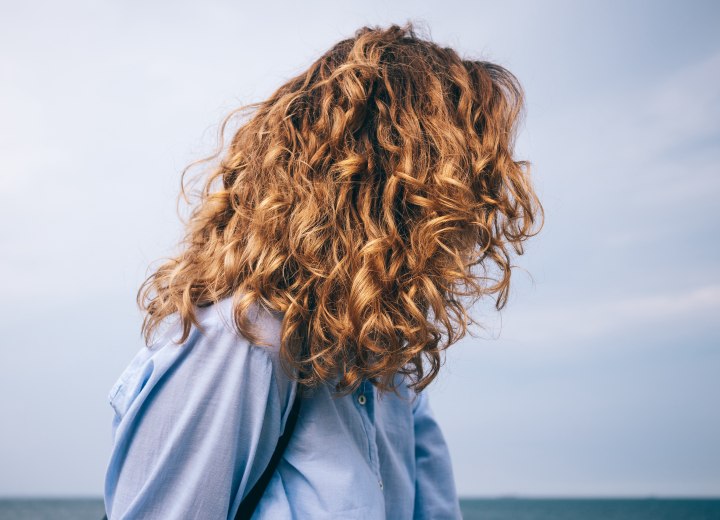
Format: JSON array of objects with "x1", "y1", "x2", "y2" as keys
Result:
[
  {"x1": 357, "y1": 394, "x2": 367, "y2": 405},
  {"x1": 379, "y1": 480, "x2": 384, "y2": 489}
]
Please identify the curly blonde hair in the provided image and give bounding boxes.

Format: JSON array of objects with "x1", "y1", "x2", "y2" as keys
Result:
[{"x1": 137, "y1": 21, "x2": 544, "y2": 396}]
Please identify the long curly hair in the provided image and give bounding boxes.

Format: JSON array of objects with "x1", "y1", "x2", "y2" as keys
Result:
[{"x1": 137, "y1": 21, "x2": 544, "y2": 396}]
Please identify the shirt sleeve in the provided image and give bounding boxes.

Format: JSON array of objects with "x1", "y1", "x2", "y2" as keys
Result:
[
  {"x1": 412, "y1": 390, "x2": 463, "y2": 520},
  {"x1": 104, "y1": 317, "x2": 297, "y2": 520}
]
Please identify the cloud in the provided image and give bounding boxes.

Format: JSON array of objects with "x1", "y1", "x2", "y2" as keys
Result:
[
  {"x1": 613, "y1": 283, "x2": 720, "y2": 318},
  {"x1": 532, "y1": 48, "x2": 720, "y2": 198},
  {"x1": 643, "y1": 49, "x2": 720, "y2": 149},
  {"x1": 498, "y1": 284, "x2": 720, "y2": 347}
]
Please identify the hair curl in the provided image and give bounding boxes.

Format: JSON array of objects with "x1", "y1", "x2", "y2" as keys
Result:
[{"x1": 137, "y1": 21, "x2": 544, "y2": 397}]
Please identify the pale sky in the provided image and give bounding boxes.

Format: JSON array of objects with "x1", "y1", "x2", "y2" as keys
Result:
[{"x1": 1, "y1": 0, "x2": 718, "y2": 498}]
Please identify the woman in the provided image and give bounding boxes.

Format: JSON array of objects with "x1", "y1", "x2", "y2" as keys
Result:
[{"x1": 104, "y1": 22, "x2": 544, "y2": 519}]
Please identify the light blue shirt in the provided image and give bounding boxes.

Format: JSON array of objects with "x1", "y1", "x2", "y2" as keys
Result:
[{"x1": 104, "y1": 296, "x2": 462, "y2": 519}]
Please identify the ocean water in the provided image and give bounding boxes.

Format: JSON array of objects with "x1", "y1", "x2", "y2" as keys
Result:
[
  {"x1": 0, "y1": 498, "x2": 718, "y2": 519},
  {"x1": 460, "y1": 498, "x2": 720, "y2": 520}
]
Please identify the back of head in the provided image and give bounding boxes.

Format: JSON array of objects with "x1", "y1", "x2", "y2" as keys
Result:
[{"x1": 138, "y1": 22, "x2": 544, "y2": 396}]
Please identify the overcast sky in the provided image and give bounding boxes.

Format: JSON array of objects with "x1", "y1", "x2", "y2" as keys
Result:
[{"x1": 1, "y1": 0, "x2": 718, "y2": 498}]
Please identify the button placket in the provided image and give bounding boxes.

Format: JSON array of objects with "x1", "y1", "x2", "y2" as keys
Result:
[{"x1": 354, "y1": 379, "x2": 383, "y2": 489}]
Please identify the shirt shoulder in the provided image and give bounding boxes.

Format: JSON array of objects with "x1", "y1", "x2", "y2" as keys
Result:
[
  {"x1": 107, "y1": 296, "x2": 295, "y2": 427},
  {"x1": 104, "y1": 296, "x2": 302, "y2": 518}
]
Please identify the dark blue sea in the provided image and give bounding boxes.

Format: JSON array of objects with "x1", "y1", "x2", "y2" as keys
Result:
[{"x1": 0, "y1": 498, "x2": 718, "y2": 519}]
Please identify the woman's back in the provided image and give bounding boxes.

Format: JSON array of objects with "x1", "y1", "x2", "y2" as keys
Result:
[{"x1": 104, "y1": 296, "x2": 462, "y2": 519}]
